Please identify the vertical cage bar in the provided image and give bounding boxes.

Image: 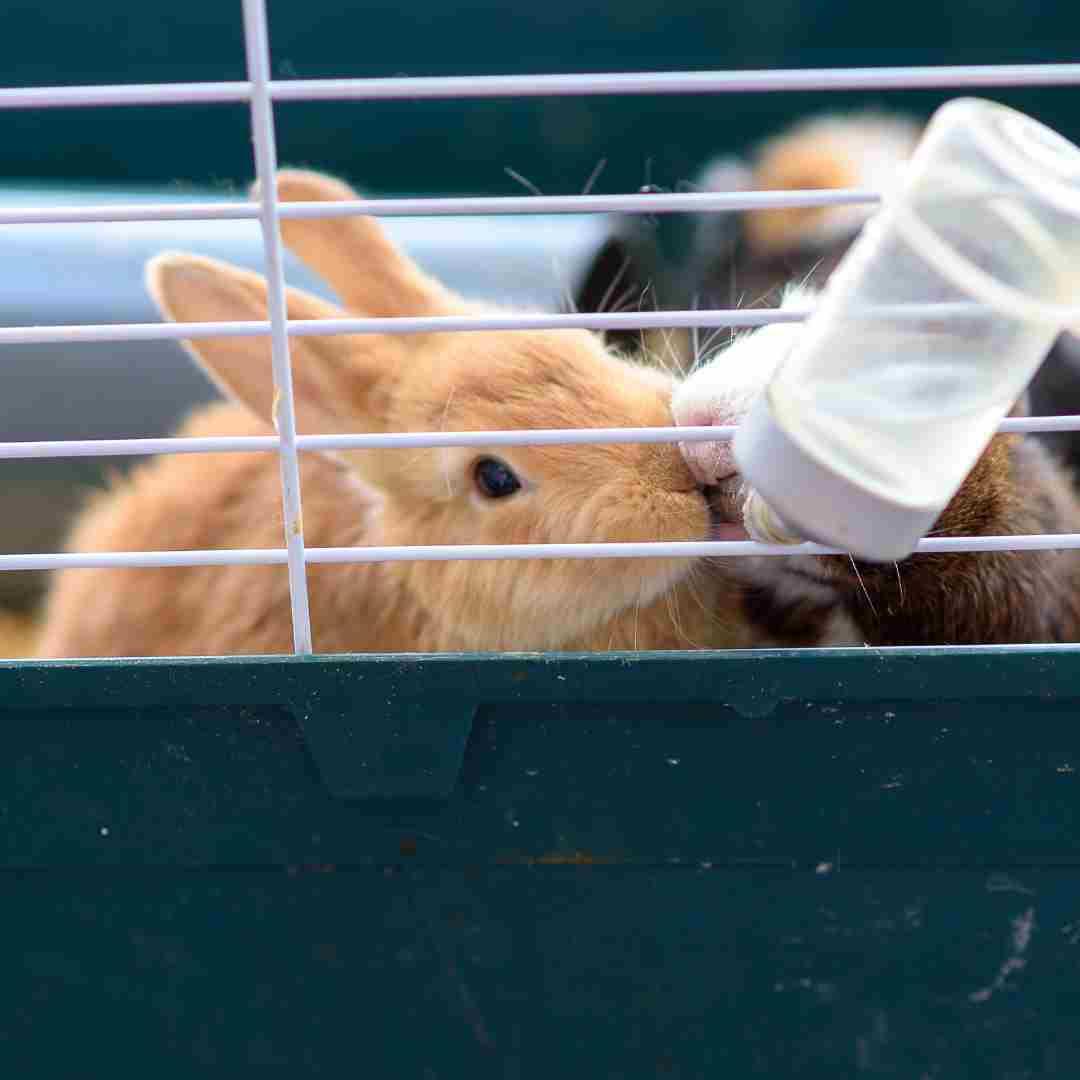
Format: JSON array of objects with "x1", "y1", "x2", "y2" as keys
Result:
[{"x1": 240, "y1": 0, "x2": 314, "y2": 655}]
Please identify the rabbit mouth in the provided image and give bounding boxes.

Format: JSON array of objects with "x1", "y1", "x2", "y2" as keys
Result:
[{"x1": 704, "y1": 475, "x2": 749, "y2": 542}]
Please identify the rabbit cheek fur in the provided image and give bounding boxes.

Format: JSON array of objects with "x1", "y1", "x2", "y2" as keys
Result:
[
  {"x1": 672, "y1": 288, "x2": 1080, "y2": 647},
  {"x1": 341, "y1": 330, "x2": 725, "y2": 652},
  {"x1": 35, "y1": 169, "x2": 741, "y2": 659}
]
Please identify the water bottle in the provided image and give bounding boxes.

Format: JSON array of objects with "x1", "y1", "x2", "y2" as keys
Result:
[{"x1": 734, "y1": 98, "x2": 1080, "y2": 561}]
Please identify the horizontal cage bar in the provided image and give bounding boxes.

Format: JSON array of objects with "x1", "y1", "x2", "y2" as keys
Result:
[
  {"x1": 0, "y1": 189, "x2": 880, "y2": 227},
  {"x1": 0, "y1": 184, "x2": 1061, "y2": 228},
  {"x1": 5, "y1": 534, "x2": 1080, "y2": 573},
  {"x1": 9, "y1": 301, "x2": 1073, "y2": 346},
  {"x1": 3, "y1": 64, "x2": 1080, "y2": 111},
  {"x1": 0, "y1": 415, "x2": 1077, "y2": 463},
  {"x1": 0, "y1": 309, "x2": 804, "y2": 346}
]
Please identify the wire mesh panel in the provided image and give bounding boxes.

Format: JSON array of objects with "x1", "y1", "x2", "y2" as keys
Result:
[{"x1": 0, "y1": 16, "x2": 1079, "y2": 655}]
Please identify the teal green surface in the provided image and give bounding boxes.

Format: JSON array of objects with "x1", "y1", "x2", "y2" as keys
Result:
[
  {"x1": 2, "y1": 649, "x2": 1080, "y2": 1070},
  {"x1": 3, "y1": 0, "x2": 1079, "y2": 196}
]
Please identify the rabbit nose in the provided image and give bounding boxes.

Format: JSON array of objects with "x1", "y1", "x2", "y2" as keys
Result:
[{"x1": 678, "y1": 407, "x2": 737, "y2": 488}]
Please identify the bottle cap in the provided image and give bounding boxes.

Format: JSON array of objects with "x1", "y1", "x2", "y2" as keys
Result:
[{"x1": 734, "y1": 394, "x2": 941, "y2": 562}]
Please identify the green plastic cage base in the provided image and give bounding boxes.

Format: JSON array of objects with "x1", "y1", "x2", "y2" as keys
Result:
[
  {"x1": 2, "y1": 643, "x2": 1078, "y2": 805},
  {"x1": 4, "y1": 646, "x2": 1080, "y2": 1072}
]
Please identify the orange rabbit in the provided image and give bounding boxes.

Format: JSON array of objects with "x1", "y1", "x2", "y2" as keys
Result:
[{"x1": 36, "y1": 170, "x2": 744, "y2": 658}]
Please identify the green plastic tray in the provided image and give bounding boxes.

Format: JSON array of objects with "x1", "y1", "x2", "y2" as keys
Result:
[{"x1": 3, "y1": 647, "x2": 1080, "y2": 1072}]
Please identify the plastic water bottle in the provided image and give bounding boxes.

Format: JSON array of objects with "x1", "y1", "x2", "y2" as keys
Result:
[{"x1": 734, "y1": 98, "x2": 1080, "y2": 561}]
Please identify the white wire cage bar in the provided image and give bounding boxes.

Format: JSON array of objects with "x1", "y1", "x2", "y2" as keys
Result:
[
  {"x1": 4, "y1": 8, "x2": 1080, "y2": 655},
  {"x1": 7, "y1": 303, "x2": 1080, "y2": 348},
  {"x1": 0, "y1": 190, "x2": 882, "y2": 227},
  {"x1": 5, "y1": 533, "x2": 1080, "y2": 575},
  {"x1": 3, "y1": 62, "x2": 1080, "y2": 111},
  {"x1": 239, "y1": 0, "x2": 312, "y2": 654},
  {"x1": 1, "y1": 414, "x2": 1079, "y2": 464}
]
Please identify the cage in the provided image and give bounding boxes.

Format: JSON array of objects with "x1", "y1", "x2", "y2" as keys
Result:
[{"x1": 3, "y1": 0, "x2": 1080, "y2": 1072}]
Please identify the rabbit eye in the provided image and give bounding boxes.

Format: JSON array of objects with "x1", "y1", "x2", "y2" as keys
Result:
[{"x1": 473, "y1": 457, "x2": 521, "y2": 499}]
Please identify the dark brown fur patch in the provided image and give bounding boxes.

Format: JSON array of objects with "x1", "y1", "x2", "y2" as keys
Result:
[
  {"x1": 740, "y1": 586, "x2": 833, "y2": 647},
  {"x1": 817, "y1": 436, "x2": 1080, "y2": 645}
]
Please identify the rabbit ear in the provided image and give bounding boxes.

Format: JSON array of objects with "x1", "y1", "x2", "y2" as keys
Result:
[
  {"x1": 572, "y1": 233, "x2": 657, "y2": 355},
  {"x1": 252, "y1": 168, "x2": 463, "y2": 319},
  {"x1": 146, "y1": 252, "x2": 402, "y2": 435}
]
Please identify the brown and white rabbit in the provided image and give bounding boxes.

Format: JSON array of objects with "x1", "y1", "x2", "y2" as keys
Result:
[
  {"x1": 574, "y1": 109, "x2": 1080, "y2": 471},
  {"x1": 673, "y1": 286, "x2": 1080, "y2": 647},
  {"x1": 574, "y1": 111, "x2": 920, "y2": 365},
  {"x1": 35, "y1": 170, "x2": 748, "y2": 658}
]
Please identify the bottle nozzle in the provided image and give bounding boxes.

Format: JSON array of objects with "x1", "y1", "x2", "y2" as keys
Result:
[{"x1": 742, "y1": 488, "x2": 805, "y2": 546}]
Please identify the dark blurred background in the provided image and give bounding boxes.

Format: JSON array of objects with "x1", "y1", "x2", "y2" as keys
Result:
[{"x1": 2, "y1": 0, "x2": 1078, "y2": 197}]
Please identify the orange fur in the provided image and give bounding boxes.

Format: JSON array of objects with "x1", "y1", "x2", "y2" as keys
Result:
[
  {"x1": 36, "y1": 170, "x2": 747, "y2": 658},
  {"x1": 742, "y1": 113, "x2": 921, "y2": 259},
  {"x1": 743, "y1": 140, "x2": 859, "y2": 256},
  {"x1": 0, "y1": 608, "x2": 38, "y2": 658}
]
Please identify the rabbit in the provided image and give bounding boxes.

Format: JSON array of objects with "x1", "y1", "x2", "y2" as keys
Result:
[
  {"x1": 34, "y1": 170, "x2": 752, "y2": 659},
  {"x1": 672, "y1": 285, "x2": 1080, "y2": 647},
  {"x1": 574, "y1": 109, "x2": 1080, "y2": 472}
]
